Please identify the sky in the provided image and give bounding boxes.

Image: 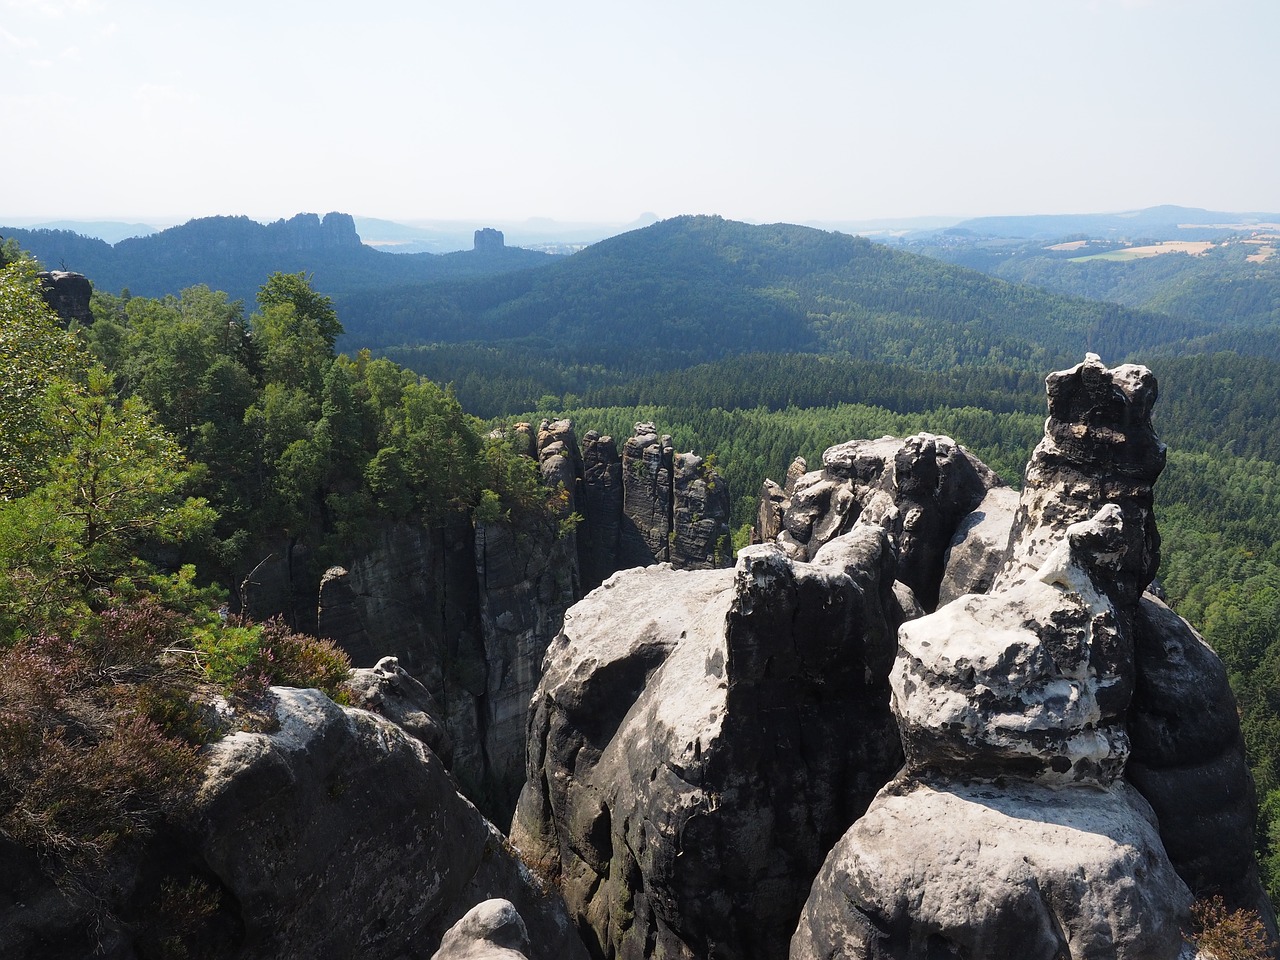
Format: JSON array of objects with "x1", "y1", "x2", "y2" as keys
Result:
[{"x1": 3, "y1": 0, "x2": 1279, "y2": 227}]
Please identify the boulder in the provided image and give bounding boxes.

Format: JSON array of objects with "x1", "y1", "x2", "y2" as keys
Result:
[
  {"x1": 432, "y1": 899, "x2": 531, "y2": 960},
  {"x1": 792, "y1": 778, "x2": 1190, "y2": 960},
  {"x1": 193, "y1": 687, "x2": 588, "y2": 960},
  {"x1": 935, "y1": 485, "x2": 1018, "y2": 605},
  {"x1": 894, "y1": 507, "x2": 1134, "y2": 786},
  {"x1": 345, "y1": 655, "x2": 453, "y2": 764},
  {"x1": 1127, "y1": 596, "x2": 1280, "y2": 937}
]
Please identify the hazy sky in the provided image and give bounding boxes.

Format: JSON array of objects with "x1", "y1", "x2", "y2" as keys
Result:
[{"x1": 3, "y1": 0, "x2": 1278, "y2": 226}]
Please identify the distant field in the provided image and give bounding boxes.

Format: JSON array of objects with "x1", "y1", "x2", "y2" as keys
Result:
[
  {"x1": 1244, "y1": 238, "x2": 1277, "y2": 263},
  {"x1": 1071, "y1": 240, "x2": 1214, "y2": 262}
]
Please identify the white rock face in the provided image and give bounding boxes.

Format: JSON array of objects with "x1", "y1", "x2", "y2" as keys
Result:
[
  {"x1": 936, "y1": 484, "x2": 1018, "y2": 605},
  {"x1": 792, "y1": 505, "x2": 1195, "y2": 959},
  {"x1": 894, "y1": 507, "x2": 1132, "y2": 786},
  {"x1": 792, "y1": 778, "x2": 1191, "y2": 960},
  {"x1": 512, "y1": 528, "x2": 905, "y2": 960},
  {"x1": 433, "y1": 899, "x2": 531, "y2": 960}
]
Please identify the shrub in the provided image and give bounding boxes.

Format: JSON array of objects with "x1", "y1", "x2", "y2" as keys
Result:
[{"x1": 1189, "y1": 895, "x2": 1275, "y2": 960}]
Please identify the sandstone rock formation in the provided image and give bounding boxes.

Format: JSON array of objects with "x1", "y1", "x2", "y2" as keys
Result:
[
  {"x1": 578, "y1": 430, "x2": 624, "y2": 589},
  {"x1": 433, "y1": 899, "x2": 532, "y2": 960},
  {"x1": 37, "y1": 270, "x2": 93, "y2": 326},
  {"x1": 345, "y1": 654, "x2": 454, "y2": 764},
  {"x1": 792, "y1": 356, "x2": 1276, "y2": 958},
  {"x1": 511, "y1": 525, "x2": 904, "y2": 960},
  {"x1": 757, "y1": 434, "x2": 1001, "y2": 611},
  {"x1": 314, "y1": 419, "x2": 729, "y2": 819},
  {"x1": 0, "y1": 687, "x2": 589, "y2": 960},
  {"x1": 191, "y1": 687, "x2": 587, "y2": 960},
  {"x1": 935, "y1": 484, "x2": 1019, "y2": 606},
  {"x1": 475, "y1": 228, "x2": 506, "y2": 252}
]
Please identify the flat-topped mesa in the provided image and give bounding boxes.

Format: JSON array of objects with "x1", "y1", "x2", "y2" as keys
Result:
[{"x1": 996, "y1": 353, "x2": 1166, "y2": 606}]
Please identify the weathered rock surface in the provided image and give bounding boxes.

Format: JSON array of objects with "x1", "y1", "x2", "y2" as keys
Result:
[
  {"x1": 346, "y1": 655, "x2": 454, "y2": 764},
  {"x1": 935, "y1": 484, "x2": 1018, "y2": 605},
  {"x1": 0, "y1": 688, "x2": 589, "y2": 960},
  {"x1": 792, "y1": 778, "x2": 1189, "y2": 960},
  {"x1": 578, "y1": 430, "x2": 624, "y2": 590},
  {"x1": 511, "y1": 525, "x2": 904, "y2": 960},
  {"x1": 795, "y1": 508, "x2": 1194, "y2": 959},
  {"x1": 315, "y1": 418, "x2": 729, "y2": 822},
  {"x1": 192, "y1": 687, "x2": 587, "y2": 960},
  {"x1": 474, "y1": 506, "x2": 579, "y2": 812},
  {"x1": 896, "y1": 506, "x2": 1135, "y2": 785},
  {"x1": 793, "y1": 357, "x2": 1276, "y2": 958},
  {"x1": 1128, "y1": 595, "x2": 1280, "y2": 936},
  {"x1": 619, "y1": 422, "x2": 676, "y2": 566},
  {"x1": 37, "y1": 270, "x2": 94, "y2": 326},
  {"x1": 994, "y1": 353, "x2": 1165, "y2": 605},
  {"x1": 433, "y1": 899, "x2": 531, "y2": 960},
  {"x1": 671, "y1": 451, "x2": 732, "y2": 568},
  {"x1": 762, "y1": 433, "x2": 1001, "y2": 611}
]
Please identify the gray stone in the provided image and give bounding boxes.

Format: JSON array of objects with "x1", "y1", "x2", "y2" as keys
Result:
[
  {"x1": 512, "y1": 526, "x2": 903, "y2": 960},
  {"x1": 936, "y1": 485, "x2": 1018, "y2": 605},
  {"x1": 193, "y1": 687, "x2": 588, "y2": 960},
  {"x1": 671, "y1": 451, "x2": 732, "y2": 569},
  {"x1": 37, "y1": 270, "x2": 93, "y2": 326},
  {"x1": 346, "y1": 655, "x2": 453, "y2": 764},
  {"x1": 1127, "y1": 595, "x2": 1280, "y2": 939},
  {"x1": 762, "y1": 433, "x2": 1001, "y2": 611},
  {"x1": 791, "y1": 779, "x2": 1191, "y2": 960},
  {"x1": 995, "y1": 354, "x2": 1166, "y2": 606},
  {"x1": 894, "y1": 507, "x2": 1134, "y2": 786},
  {"x1": 578, "y1": 431, "x2": 623, "y2": 590},
  {"x1": 618, "y1": 422, "x2": 675, "y2": 566},
  {"x1": 433, "y1": 899, "x2": 531, "y2": 960}
]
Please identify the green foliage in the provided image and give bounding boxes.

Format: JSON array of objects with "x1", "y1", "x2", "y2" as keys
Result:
[
  {"x1": 257, "y1": 271, "x2": 343, "y2": 349},
  {"x1": 0, "y1": 257, "x2": 80, "y2": 497},
  {"x1": 192, "y1": 615, "x2": 351, "y2": 706}
]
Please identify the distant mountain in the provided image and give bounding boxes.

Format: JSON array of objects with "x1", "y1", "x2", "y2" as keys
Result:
[
  {"x1": 0, "y1": 219, "x2": 158, "y2": 244},
  {"x1": 1, "y1": 212, "x2": 561, "y2": 303},
  {"x1": 354, "y1": 213, "x2": 661, "y2": 255},
  {"x1": 948, "y1": 205, "x2": 1280, "y2": 242},
  {"x1": 338, "y1": 215, "x2": 1208, "y2": 382}
]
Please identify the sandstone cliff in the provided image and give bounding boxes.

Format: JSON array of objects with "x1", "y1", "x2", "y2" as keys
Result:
[
  {"x1": 311, "y1": 418, "x2": 730, "y2": 820},
  {"x1": 515, "y1": 356, "x2": 1276, "y2": 959}
]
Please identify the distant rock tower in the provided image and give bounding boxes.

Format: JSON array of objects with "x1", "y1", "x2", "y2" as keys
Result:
[{"x1": 474, "y1": 227, "x2": 505, "y2": 252}]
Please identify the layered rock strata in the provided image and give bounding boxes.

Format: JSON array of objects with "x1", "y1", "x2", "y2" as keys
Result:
[{"x1": 511, "y1": 525, "x2": 905, "y2": 960}]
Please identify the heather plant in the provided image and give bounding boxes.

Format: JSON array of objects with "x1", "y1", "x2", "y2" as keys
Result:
[{"x1": 1189, "y1": 896, "x2": 1275, "y2": 960}]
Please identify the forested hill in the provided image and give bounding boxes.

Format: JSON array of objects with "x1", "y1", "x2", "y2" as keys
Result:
[
  {"x1": 337, "y1": 215, "x2": 1208, "y2": 376},
  {"x1": 0, "y1": 212, "x2": 559, "y2": 304}
]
